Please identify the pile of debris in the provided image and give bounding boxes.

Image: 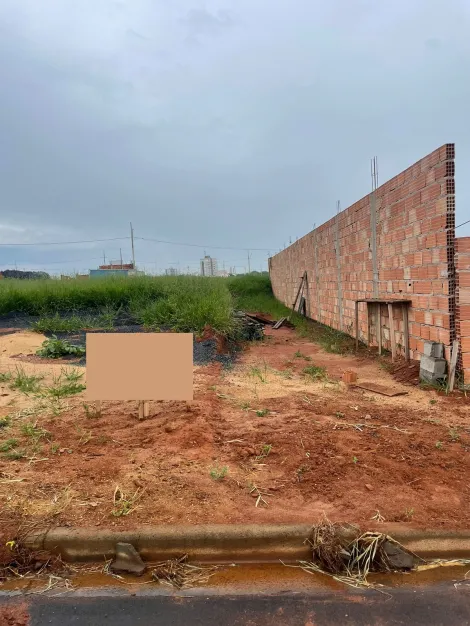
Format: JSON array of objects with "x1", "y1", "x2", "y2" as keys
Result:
[{"x1": 233, "y1": 311, "x2": 265, "y2": 341}]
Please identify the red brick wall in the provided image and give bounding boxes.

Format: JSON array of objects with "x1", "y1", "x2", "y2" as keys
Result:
[
  {"x1": 270, "y1": 144, "x2": 456, "y2": 362},
  {"x1": 456, "y1": 237, "x2": 470, "y2": 383}
]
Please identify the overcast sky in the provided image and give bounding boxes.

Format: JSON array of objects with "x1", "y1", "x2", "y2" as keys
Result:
[{"x1": 0, "y1": 0, "x2": 469, "y2": 276}]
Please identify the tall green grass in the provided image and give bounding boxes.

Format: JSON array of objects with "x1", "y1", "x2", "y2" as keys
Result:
[
  {"x1": 0, "y1": 273, "x2": 355, "y2": 350},
  {"x1": 0, "y1": 275, "x2": 235, "y2": 336},
  {"x1": 0, "y1": 276, "x2": 167, "y2": 315}
]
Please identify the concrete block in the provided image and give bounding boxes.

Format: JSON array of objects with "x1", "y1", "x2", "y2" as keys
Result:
[
  {"x1": 423, "y1": 341, "x2": 444, "y2": 358},
  {"x1": 419, "y1": 355, "x2": 447, "y2": 383}
]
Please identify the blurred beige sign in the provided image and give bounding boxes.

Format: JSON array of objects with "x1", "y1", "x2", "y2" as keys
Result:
[{"x1": 86, "y1": 333, "x2": 193, "y2": 401}]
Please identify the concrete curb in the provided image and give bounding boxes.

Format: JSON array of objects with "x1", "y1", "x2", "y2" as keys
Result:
[{"x1": 23, "y1": 525, "x2": 470, "y2": 564}]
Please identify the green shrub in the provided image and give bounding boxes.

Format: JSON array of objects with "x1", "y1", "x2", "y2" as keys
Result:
[{"x1": 36, "y1": 335, "x2": 85, "y2": 359}]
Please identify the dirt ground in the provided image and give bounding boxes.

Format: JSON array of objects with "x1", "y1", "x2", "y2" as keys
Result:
[{"x1": 1, "y1": 326, "x2": 470, "y2": 549}]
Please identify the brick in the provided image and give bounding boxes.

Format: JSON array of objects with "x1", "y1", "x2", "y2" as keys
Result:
[
  {"x1": 461, "y1": 337, "x2": 470, "y2": 352},
  {"x1": 457, "y1": 273, "x2": 470, "y2": 288},
  {"x1": 456, "y1": 238, "x2": 470, "y2": 253}
]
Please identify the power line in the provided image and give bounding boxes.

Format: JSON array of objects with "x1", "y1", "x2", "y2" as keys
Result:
[
  {"x1": 136, "y1": 237, "x2": 271, "y2": 252},
  {"x1": 0, "y1": 237, "x2": 130, "y2": 247},
  {"x1": 456, "y1": 218, "x2": 470, "y2": 230}
]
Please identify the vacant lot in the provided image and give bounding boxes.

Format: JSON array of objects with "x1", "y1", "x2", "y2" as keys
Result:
[{"x1": 1, "y1": 314, "x2": 469, "y2": 548}]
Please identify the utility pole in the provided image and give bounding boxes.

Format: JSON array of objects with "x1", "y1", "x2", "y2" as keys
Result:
[
  {"x1": 103, "y1": 251, "x2": 106, "y2": 266},
  {"x1": 130, "y1": 222, "x2": 136, "y2": 269},
  {"x1": 247, "y1": 250, "x2": 251, "y2": 273},
  {"x1": 120, "y1": 248, "x2": 123, "y2": 269}
]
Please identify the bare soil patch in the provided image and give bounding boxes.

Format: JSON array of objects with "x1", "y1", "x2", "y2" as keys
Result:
[{"x1": 1, "y1": 327, "x2": 469, "y2": 555}]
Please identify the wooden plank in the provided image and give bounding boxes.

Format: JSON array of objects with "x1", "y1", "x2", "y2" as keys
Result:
[
  {"x1": 138, "y1": 401, "x2": 145, "y2": 420},
  {"x1": 144, "y1": 401, "x2": 150, "y2": 418},
  {"x1": 355, "y1": 301, "x2": 359, "y2": 351},
  {"x1": 95, "y1": 400, "x2": 102, "y2": 417},
  {"x1": 245, "y1": 313, "x2": 275, "y2": 325},
  {"x1": 403, "y1": 303, "x2": 410, "y2": 362},
  {"x1": 447, "y1": 339, "x2": 459, "y2": 393},
  {"x1": 292, "y1": 271, "x2": 307, "y2": 312},
  {"x1": 376, "y1": 303, "x2": 382, "y2": 356},
  {"x1": 388, "y1": 303, "x2": 396, "y2": 362},
  {"x1": 273, "y1": 317, "x2": 287, "y2": 329},
  {"x1": 355, "y1": 382, "x2": 408, "y2": 397}
]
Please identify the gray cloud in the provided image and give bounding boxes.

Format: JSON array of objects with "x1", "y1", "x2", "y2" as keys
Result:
[{"x1": 0, "y1": 0, "x2": 469, "y2": 275}]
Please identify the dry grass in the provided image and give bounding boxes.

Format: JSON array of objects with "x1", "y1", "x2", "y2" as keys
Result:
[
  {"x1": 286, "y1": 518, "x2": 424, "y2": 589},
  {"x1": 151, "y1": 554, "x2": 222, "y2": 589}
]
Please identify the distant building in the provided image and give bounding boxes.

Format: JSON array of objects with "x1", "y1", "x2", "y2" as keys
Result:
[
  {"x1": 99, "y1": 262, "x2": 134, "y2": 270},
  {"x1": 217, "y1": 270, "x2": 230, "y2": 277},
  {"x1": 165, "y1": 267, "x2": 179, "y2": 276},
  {"x1": 200, "y1": 255, "x2": 218, "y2": 276}
]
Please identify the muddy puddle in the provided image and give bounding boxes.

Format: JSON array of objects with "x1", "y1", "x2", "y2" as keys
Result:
[{"x1": 2, "y1": 563, "x2": 469, "y2": 595}]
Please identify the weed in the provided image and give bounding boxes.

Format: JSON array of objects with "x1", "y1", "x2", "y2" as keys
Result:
[
  {"x1": 296, "y1": 465, "x2": 307, "y2": 481},
  {"x1": 449, "y1": 428, "x2": 460, "y2": 442},
  {"x1": 36, "y1": 335, "x2": 86, "y2": 359},
  {"x1": 403, "y1": 507, "x2": 414, "y2": 521},
  {"x1": 256, "y1": 444, "x2": 272, "y2": 460},
  {"x1": 0, "y1": 438, "x2": 18, "y2": 452},
  {"x1": 249, "y1": 362, "x2": 268, "y2": 383},
  {"x1": 50, "y1": 442, "x2": 61, "y2": 454},
  {"x1": 83, "y1": 402, "x2": 101, "y2": 418},
  {"x1": 21, "y1": 422, "x2": 52, "y2": 442},
  {"x1": 256, "y1": 409, "x2": 269, "y2": 417},
  {"x1": 209, "y1": 466, "x2": 228, "y2": 480},
  {"x1": 0, "y1": 372, "x2": 12, "y2": 383},
  {"x1": 294, "y1": 351, "x2": 312, "y2": 361},
  {"x1": 302, "y1": 365, "x2": 327, "y2": 381},
  {"x1": 435, "y1": 441, "x2": 443, "y2": 449},
  {"x1": 0, "y1": 416, "x2": 11, "y2": 428},
  {"x1": 429, "y1": 399, "x2": 437, "y2": 406},
  {"x1": 240, "y1": 401, "x2": 251, "y2": 410},
  {"x1": 41, "y1": 369, "x2": 85, "y2": 399},
  {"x1": 9, "y1": 367, "x2": 43, "y2": 394},
  {"x1": 352, "y1": 456, "x2": 358, "y2": 464},
  {"x1": 112, "y1": 486, "x2": 143, "y2": 517},
  {"x1": 419, "y1": 378, "x2": 448, "y2": 393},
  {"x1": 3, "y1": 449, "x2": 26, "y2": 460},
  {"x1": 335, "y1": 411, "x2": 345, "y2": 419}
]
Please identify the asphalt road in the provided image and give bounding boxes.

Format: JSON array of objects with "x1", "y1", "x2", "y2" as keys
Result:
[{"x1": 1, "y1": 585, "x2": 469, "y2": 625}]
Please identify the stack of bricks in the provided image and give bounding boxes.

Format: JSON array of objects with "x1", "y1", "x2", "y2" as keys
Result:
[
  {"x1": 270, "y1": 144, "x2": 458, "y2": 364},
  {"x1": 456, "y1": 237, "x2": 470, "y2": 383}
]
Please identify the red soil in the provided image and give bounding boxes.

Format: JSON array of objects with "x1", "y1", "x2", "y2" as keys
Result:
[{"x1": 1, "y1": 327, "x2": 469, "y2": 550}]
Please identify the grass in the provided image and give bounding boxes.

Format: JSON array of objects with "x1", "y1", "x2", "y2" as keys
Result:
[
  {"x1": 20, "y1": 422, "x2": 52, "y2": 442},
  {"x1": 0, "y1": 416, "x2": 11, "y2": 428},
  {"x1": 209, "y1": 466, "x2": 228, "y2": 480},
  {"x1": 0, "y1": 275, "x2": 236, "y2": 336},
  {"x1": 0, "y1": 372, "x2": 12, "y2": 383},
  {"x1": 31, "y1": 313, "x2": 114, "y2": 333},
  {"x1": 302, "y1": 365, "x2": 327, "y2": 381},
  {"x1": 0, "y1": 438, "x2": 18, "y2": 452},
  {"x1": 9, "y1": 367, "x2": 43, "y2": 394},
  {"x1": 1, "y1": 273, "x2": 361, "y2": 354},
  {"x1": 112, "y1": 486, "x2": 143, "y2": 517},
  {"x1": 40, "y1": 369, "x2": 86, "y2": 399},
  {"x1": 249, "y1": 362, "x2": 268, "y2": 383},
  {"x1": 255, "y1": 444, "x2": 272, "y2": 460}
]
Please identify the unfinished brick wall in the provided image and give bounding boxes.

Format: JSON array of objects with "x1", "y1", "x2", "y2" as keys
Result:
[
  {"x1": 456, "y1": 237, "x2": 470, "y2": 383},
  {"x1": 270, "y1": 144, "x2": 457, "y2": 364}
]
